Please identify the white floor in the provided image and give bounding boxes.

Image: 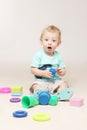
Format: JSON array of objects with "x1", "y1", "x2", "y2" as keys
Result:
[{"x1": 0, "y1": 62, "x2": 87, "y2": 130}]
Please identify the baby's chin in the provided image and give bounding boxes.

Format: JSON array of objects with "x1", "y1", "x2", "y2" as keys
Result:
[{"x1": 45, "y1": 49, "x2": 54, "y2": 55}]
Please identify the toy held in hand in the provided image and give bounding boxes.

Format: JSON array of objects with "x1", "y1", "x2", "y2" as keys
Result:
[{"x1": 49, "y1": 68, "x2": 56, "y2": 77}]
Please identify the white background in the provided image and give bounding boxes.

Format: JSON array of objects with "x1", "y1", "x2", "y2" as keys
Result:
[
  {"x1": 0, "y1": 0, "x2": 87, "y2": 64},
  {"x1": 0, "y1": 2, "x2": 87, "y2": 130}
]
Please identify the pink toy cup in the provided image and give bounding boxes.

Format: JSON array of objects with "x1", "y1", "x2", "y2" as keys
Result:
[{"x1": 69, "y1": 97, "x2": 84, "y2": 107}]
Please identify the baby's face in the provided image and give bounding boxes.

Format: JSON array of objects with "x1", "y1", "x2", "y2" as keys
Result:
[{"x1": 41, "y1": 32, "x2": 60, "y2": 56}]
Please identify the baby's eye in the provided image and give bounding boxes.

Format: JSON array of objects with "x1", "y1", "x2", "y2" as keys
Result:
[
  {"x1": 45, "y1": 39, "x2": 48, "y2": 41},
  {"x1": 52, "y1": 40, "x2": 56, "y2": 42}
]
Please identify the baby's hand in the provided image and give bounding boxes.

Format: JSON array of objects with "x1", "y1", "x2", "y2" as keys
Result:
[
  {"x1": 56, "y1": 68, "x2": 66, "y2": 76},
  {"x1": 42, "y1": 70, "x2": 53, "y2": 78}
]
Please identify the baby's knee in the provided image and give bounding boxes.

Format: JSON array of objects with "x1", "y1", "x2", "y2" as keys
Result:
[{"x1": 30, "y1": 83, "x2": 42, "y2": 93}]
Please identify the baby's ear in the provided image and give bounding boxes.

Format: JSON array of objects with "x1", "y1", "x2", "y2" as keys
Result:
[
  {"x1": 40, "y1": 39, "x2": 42, "y2": 44},
  {"x1": 58, "y1": 41, "x2": 61, "y2": 46}
]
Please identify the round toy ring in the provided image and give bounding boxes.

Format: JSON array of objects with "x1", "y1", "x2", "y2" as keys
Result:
[
  {"x1": 13, "y1": 110, "x2": 28, "y2": 118},
  {"x1": 33, "y1": 113, "x2": 51, "y2": 121},
  {"x1": 0, "y1": 87, "x2": 11, "y2": 93},
  {"x1": 10, "y1": 98, "x2": 21, "y2": 103}
]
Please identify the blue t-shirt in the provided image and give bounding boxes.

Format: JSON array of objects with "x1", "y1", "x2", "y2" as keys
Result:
[{"x1": 31, "y1": 48, "x2": 66, "y2": 81}]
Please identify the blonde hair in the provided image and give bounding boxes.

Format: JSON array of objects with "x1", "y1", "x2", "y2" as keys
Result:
[{"x1": 40, "y1": 25, "x2": 61, "y2": 43}]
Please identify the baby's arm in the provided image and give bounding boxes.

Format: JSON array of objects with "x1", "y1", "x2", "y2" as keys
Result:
[{"x1": 31, "y1": 67, "x2": 53, "y2": 78}]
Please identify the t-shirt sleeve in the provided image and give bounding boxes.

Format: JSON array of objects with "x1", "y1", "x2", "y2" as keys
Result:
[
  {"x1": 31, "y1": 53, "x2": 41, "y2": 68},
  {"x1": 58, "y1": 54, "x2": 66, "y2": 68}
]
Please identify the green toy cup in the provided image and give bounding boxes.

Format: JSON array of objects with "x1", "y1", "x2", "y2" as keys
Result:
[
  {"x1": 49, "y1": 95, "x2": 59, "y2": 106},
  {"x1": 22, "y1": 96, "x2": 39, "y2": 108}
]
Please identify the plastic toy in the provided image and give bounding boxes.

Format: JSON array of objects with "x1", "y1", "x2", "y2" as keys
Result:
[
  {"x1": 33, "y1": 113, "x2": 51, "y2": 121},
  {"x1": 69, "y1": 97, "x2": 84, "y2": 107},
  {"x1": 10, "y1": 97, "x2": 21, "y2": 103},
  {"x1": 34, "y1": 90, "x2": 59, "y2": 105},
  {"x1": 0, "y1": 87, "x2": 11, "y2": 94},
  {"x1": 11, "y1": 92, "x2": 22, "y2": 96},
  {"x1": 11, "y1": 86, "x2": 23, "y2": 96},
  {"x1": 13, "y1": 110, "x2": 28, "y2": 118},
  {"x1": 38, "y1": 91, "x2": 51, "y2": 105},
  {"x1": 55, "y1": 87, "x2": 73, "y2": 100},
  {"x1": 49, "y1": 68, "x2": 56, "y2": 77},
  {"x1": 34, "y1": 89, "x2": 42, "y2": 99},
  {"x1": 35, "y1": 64, "x2": 52, "y2": 78},
  {"x1": 11, "y1": 86, "x2": 23, "y2": 92},
  {"x1": 21, "y1": 96, "x2": 39, "y2": 108},
  {"x1": 49, "y1": 95, "x2": 58, "y2": 106}
]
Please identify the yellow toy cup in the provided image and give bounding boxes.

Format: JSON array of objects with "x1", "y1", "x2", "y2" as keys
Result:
[
  {"x1": 11, "y1": 86, "x2": 23, "y2": 93},
  {"x1": 21, "y1": 96, "x2": 39, "y2": 108}
]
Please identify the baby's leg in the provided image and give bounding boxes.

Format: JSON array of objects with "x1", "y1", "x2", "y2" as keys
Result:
[
  {"x1": 54, "y1": 81, "x2": 68, "y2": 93},
  {"x1": 58, "y1": 81, "x2": 69, "y2": 91},
  {"x1": 30, "y1": 83, "x2": 44, "y2": 99},
  {"x1": 30, "y1": 83, "x2": 42, "y2": 93}
]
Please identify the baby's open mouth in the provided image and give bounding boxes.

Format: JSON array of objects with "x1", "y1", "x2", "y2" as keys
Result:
[{"x1": 47, "y1": 47, "x2": 52, "y2": 49}]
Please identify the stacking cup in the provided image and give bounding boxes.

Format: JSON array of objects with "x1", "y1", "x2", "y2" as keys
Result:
[{"x1": 22, "y1": 96, "x2": 39, "y2": 108}]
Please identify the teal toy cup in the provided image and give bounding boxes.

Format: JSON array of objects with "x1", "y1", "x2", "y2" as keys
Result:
[{"x1": 22, "y1": 96, "x2": 39, "y2": 108}]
